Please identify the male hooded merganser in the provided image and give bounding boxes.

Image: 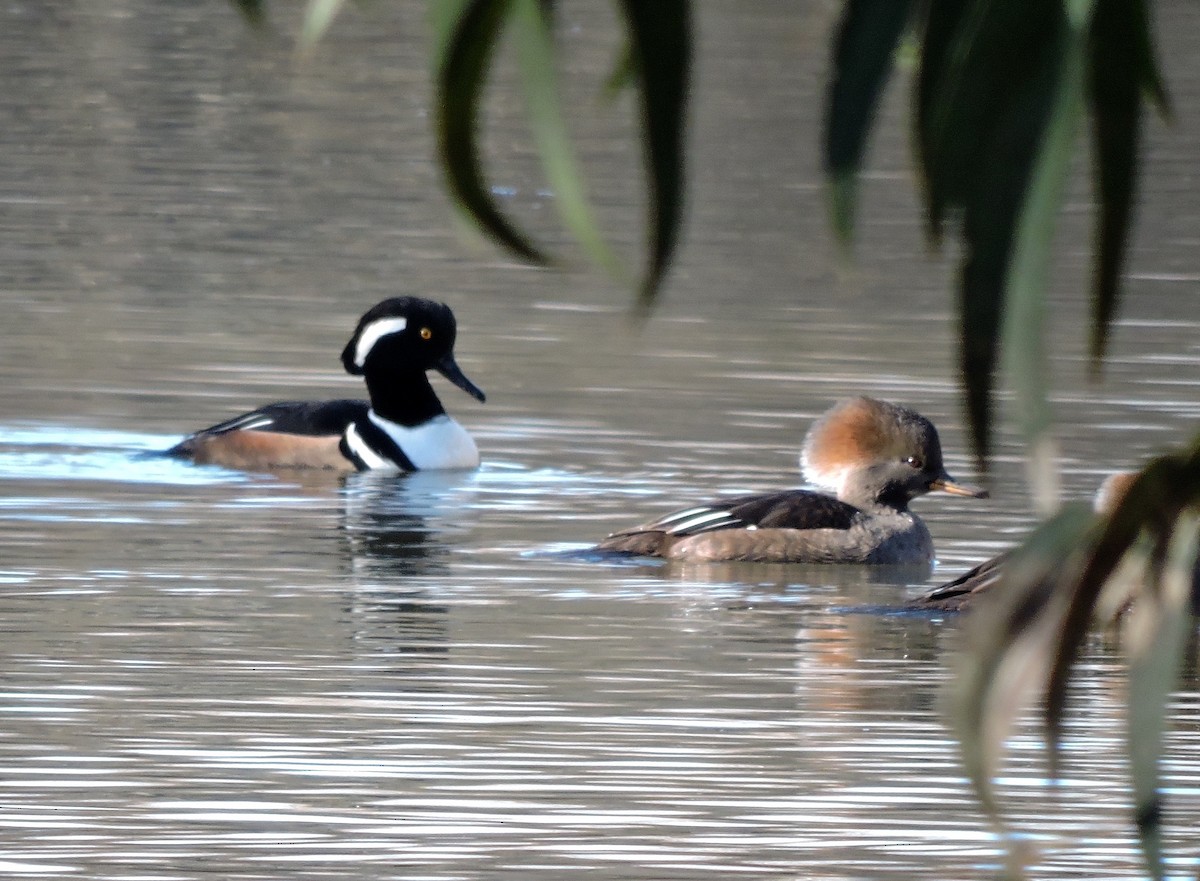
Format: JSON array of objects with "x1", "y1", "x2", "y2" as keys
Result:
[
  {"x1": 909, "y1": 471, "x2": 1141, "y2": 612},
  {"x1": 596, "y1": 396, "x2": 987, "y2": 564},
  {"x1": 168, "y1": 297, "x2": 486, "y2": 472}
]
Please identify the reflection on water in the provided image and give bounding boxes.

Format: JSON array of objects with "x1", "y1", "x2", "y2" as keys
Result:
[
  {"x1": 2, "y1": 423, "x2": 1199, "y2": 880},
  {"x1": 0, "y1": 426, "x2": 250, "y2": 486},
  {"x1": 1, "y1": 0, "x2": 1199, "y2": 879}
]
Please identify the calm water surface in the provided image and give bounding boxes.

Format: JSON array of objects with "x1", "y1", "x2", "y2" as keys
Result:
[{"x1": 1, "y1": 2, "x2": 1199, "y2": 879}]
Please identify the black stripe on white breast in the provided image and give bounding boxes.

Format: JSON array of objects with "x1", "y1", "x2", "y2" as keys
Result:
[
  {"x1": 339, "y1": 416, "x2": 417, "y2": 472},
  {"x1": 648, "y1": 490, "x2": 860, "y2": 536}
]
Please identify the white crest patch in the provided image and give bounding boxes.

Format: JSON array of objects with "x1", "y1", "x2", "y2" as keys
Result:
[
  {"x1": 369, "y1": 411, "x2": 479, "y2": 470},
  {"x1": 353, "y1": 316, "x2": 409, "y2": 368},
  {"x1": 800, "y1": 448, "x2": 848, "y2": 496}
]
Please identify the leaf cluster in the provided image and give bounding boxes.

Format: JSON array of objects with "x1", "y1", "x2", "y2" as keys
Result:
[
  {"x1": 954, "y1": 438, "x2": 1200, "y2": 879},
  {"x1": 827, "y1": 0, "x2": 1169, "y2": 475}
]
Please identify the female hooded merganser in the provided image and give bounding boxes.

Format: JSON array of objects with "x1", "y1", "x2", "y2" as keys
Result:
[
  {"x1": 168, "y1": 297, "x2": 486, "y2": 473},
  {"x1": 910, "y1": 471, "x2": 1143, "y2": 612},
  {"x1": 596, "y1": 396, "x2": 987, "y2": 564}
]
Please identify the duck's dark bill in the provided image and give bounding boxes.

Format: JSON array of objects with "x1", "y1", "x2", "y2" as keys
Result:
[{"x1": 434, "y1": 353, "x2": 486, "y2": 402}]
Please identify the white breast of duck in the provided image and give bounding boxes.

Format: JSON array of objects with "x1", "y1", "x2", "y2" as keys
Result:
[{"x1": 342, "y1": 410, "x2": 479, "y2": 473}]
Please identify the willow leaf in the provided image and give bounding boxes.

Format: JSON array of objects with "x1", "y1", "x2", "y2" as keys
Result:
[
  {"x1": 1002, "y1": 1, "x2": 1092, "y2": 514},
  {"x1": 603, "y1": 40, "x2": 636, "y2": 99},
  {"x1": 512, "y1": 0, "x2": 624, "y2": 280},
  {"x1": 428, "y1": 0, "x2": 471, "y2": 51},
  {"x1": 914, "y1": 0, "x2": 974, "y2": 238},
  {"x1": 617, "y1": 0, "x2": 691, "y2": 309},
  {"x1": 1127, "y1": 0, "x2": 1171, "y2": 117},
  {"x1": 1125, "y1": 523, "x2": 1196, "y2": 881},
  {"x1": 232, "y1": 0, "x2": 267, "y2": 27},
  {"x1": 1043, "y1": 457, "x2": 1191, "y2": 762},
  {"x1": 436, "y1": 0, "x2": 549, "y2": 264},
  {"x1": 954, "y1": 504, "x2": 1095, "y2": 817},
  {"x1": 916, "y1": 0, "x2": 1064, "y2": 466},
  {"x1": 824, "y1": 0, "x2": 913, "y2": 243},
  {"x1": 1085, "y1": 0, "x2": 1146, "y2": 365},
  {"x1": 300, "y1": 0, "x2": 348, "y2": 49}
]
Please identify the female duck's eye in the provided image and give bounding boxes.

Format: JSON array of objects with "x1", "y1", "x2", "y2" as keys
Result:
[
  {"x1": 905, "y1": 455, "x2": 923, "y2": 470},
  {"x1": 419, "y1": 327, "x2": 432, "y2": 340}
]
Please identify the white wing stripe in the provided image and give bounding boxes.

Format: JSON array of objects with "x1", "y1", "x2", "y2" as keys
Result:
[
  {"x1": 653, "y1": 507, "x2": 715, "y2": 526},
  {"x1": 666, "y1": 510, "x2": 742, "y2": 534}
]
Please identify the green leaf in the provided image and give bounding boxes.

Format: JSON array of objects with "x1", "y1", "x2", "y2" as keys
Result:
[
  {"x1": 436, "y1": 0, "x2": 550, "y2": 264},
  {"x1": 428, "y1": 0, "x2": 472, "y2": 52},
  {"x1": 616, "y1": 0, "x2": 691, "y2": 309},
  {"x1": 954, "y1": 503, "x2": 1097, "y2": 817},
  {"x1": 1084, "y1": 0, "x2": 1165, "y2": 365},
  {"x1": 1123, "y1": 521, "x2": 1196, "y2": 881},
  {"x1": 914, "y1": 0, "x2": 1065, "y2": 466},
  {"x1": 512, "y1": 0, "x2": 625, "y2": 280},
  {"x1": 1126, "y1": 0, "x2": 1171, "y2": 118},
  {"x1": 1001, "y1": 2, "x2": 1092, "y2": 515},
  {"x1": 300, "y1": 0, "x2": 348, "y2": 49},
  {"x1": 1044, "y1": 449, "x2": 1200, "y2": 764},
  {"x1": 824, "y1": 0, "x2": 913, "y2": 243},
  {"x1": 1086, "y1": 0, "x2": 1141, "y2": 365},
  {"x1": 231, "y1": 0, "x2": 267, "y2": 27},
  {"x1": 913, "y1": 0, "x2": 974, "y2": 238},
  {"x1": 602, "y1": 40, "x2": 636, "y2": 99}
]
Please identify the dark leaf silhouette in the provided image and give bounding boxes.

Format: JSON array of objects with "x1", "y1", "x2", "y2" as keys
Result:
[
  {"x1": 824, "y1": 0, "x2": 913, "y2": 241},
  {"x1": 437, "y1": 0, "x2": 550, "y2": 264},
  {"x1": 1086, "y1": 0, "x2": 1168, "y2": 364},
  {"x1": 617, "y1": 0, "x2": 691, "y2": 308},
  {"x1": 956, "y1": 437, "x2": 1200, "y2": 878}
]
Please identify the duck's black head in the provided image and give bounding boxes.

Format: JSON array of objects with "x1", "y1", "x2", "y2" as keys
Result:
[{"x1": 340, "y1": 297, "x2": 485, "y2": 403}]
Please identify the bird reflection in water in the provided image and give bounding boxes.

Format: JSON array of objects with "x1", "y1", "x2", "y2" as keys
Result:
[
  {"x1": 339, "y1": 469, "x2": 477, "y2": 578},
  {"x1": 336, "y1": 470, "x2": 479, "y2": 663}
]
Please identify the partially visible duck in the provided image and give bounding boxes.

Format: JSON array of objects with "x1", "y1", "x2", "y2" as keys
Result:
[
  {"x1": 168, "y1": 297, "x2": 485, "y2": 473},
  {"x1": 909, "y1": 471, "x2": 1142, "y2": 613},
  {"x1": 595, "y1": 396, "x2": 987, "y2": 564}
]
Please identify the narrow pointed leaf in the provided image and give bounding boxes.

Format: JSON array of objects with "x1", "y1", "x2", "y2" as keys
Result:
[
  {"x1": 915, "y1": 0, "x2": 1065, "y2": 466},
  {"x1": 1125, "y1": 523, "x2": 1196, "y2": 881},
  {"x1": 913, "y1": 0, "x2": 973, "y2": 237},
  {"x1": 617, "y1": 0, "x2": 691, "y2": 309},
  {"x1": 825, "y1": 0, "x2": 913, "y2": 242},
  {"x1": 428, "y1": 0, "x2": 472, "y2": 50},
  {"x1": 1126, "y1": 0, "x2": 1171, "y2": 118},
  {"x1": 955, "y1": 504, "x2": 1096, "y2": 816},
  {"x1": 512, "y1": 0, "x2": 624, "y2": 280},
  {"x1": 1044, "y1": 453, "x2": 1200, "y2": 756},
  {"x1": 436, "y1": 0, "x2": 550, "y2": 264},
  {"x1": 231, "y1": 0, "x2": 267, "y2": 27},
  {"x1": 1002, "y1": 3, "x2": 1091, "y2": 514},
  {"x1": 1085, "y1": 0, "x2": 1145, "y2": 365},
  {"x1": 603, "y1": 41, "x2": 636, "y2": 99},
  {"x1": 300, "y1": 0, "x2": 348, "y2": 49}
]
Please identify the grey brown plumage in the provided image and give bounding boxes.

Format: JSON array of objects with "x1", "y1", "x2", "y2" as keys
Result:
[{"x1": 596, "y1": 397, "x2": 986, "y2": 564}]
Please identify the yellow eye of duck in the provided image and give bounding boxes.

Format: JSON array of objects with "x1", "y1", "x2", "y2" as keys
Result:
[{"x1": 419, "y1": 327, "x2": 432, "y2": 340}]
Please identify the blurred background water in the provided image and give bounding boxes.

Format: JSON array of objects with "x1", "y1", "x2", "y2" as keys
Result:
[{"x1": 0, "y1": 2, "x2": 1198, "y2": 878}]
